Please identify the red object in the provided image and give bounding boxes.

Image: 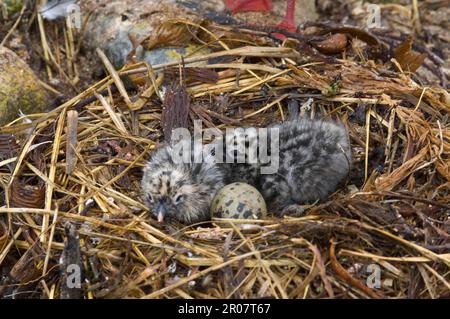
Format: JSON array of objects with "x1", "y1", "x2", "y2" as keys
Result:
[
  {"x1": 276, "y1": 0, "x2": 296, "y2": 32},
  {"x1": 224, "y1": 0, "x2": 297, "y2": 36},
  {"x1": 224, "y1": 0, "x2": 273, "y2": 13}
]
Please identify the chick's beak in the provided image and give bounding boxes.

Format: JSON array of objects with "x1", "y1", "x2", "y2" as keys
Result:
[
  {"x1": 155, "y1": 203, "x2": 166, "y2": 223},
  {"x1": 157, "y1": 212, "x2": 164, "y2": 223}
]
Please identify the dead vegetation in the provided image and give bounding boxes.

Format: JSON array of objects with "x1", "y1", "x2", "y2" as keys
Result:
[{"x1": 0, "y1": 5, "x2": 449, "y2": 299}]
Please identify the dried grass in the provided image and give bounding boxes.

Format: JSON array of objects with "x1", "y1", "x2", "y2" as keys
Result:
[{"x1": 0, "y1": 20, "x2": 449, "y2": 299}]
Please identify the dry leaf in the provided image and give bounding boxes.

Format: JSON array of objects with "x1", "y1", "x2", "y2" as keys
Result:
[
  {"x1": 0, "y1": 134, "x2": 19, "y2": 159},
  {"x1": 10, "y1": 180, "x2": 45, "y2": 209},
  {"x1": 164, "y1": 67, "x2": 219, "y2": 84},
  {"x1": 394, "y1": 37, "x2": 427, "y2": 73},
  {"x1": 142, "y1": 21, "x2": 196, "y2": 50},
  {"x1": 313, "y1": 33, "x2": 348, "y2": 54},
  {"x1": 161, "y1": 82, "x2": 190, "y2": 142}
]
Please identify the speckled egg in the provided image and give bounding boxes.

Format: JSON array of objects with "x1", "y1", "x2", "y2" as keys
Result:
[{"x1": 210, "y1": 182, "x2": 267, "y2": 220}]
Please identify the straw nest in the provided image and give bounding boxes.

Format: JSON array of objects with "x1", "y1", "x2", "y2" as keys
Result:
[{"x1": 0, "y1": 20, "x2": 449, "y2": 299}]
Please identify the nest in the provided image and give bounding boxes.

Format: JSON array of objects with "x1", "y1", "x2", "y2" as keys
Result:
[{"x1": 0, "y1": 20, "x2": 449, "y2": 299}]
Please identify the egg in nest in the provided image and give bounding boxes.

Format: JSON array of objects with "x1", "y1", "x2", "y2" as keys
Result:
[{"x1": 210, "y1": 182, "x2": 267, "y2": 220}]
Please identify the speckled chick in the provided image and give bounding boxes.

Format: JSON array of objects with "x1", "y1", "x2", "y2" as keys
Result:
[
  {"x1": 141, "y1": 145, "x2": 226, "y2": 224},
  {"x1": 222, "y1": 119, "x2": 352, "y2": 215},
  {"x1": 141, "y1": 118, "x2": 352, "y2": 223}
]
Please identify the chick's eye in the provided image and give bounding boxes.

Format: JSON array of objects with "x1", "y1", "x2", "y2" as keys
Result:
[
  {"x1": 173, "y1": 194, "x2": 185, "y2": 204},
  {"x1": 146, "y1": 193, "x2": 154, "y2": 203}
]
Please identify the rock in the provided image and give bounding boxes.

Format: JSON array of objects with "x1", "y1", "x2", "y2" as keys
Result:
[
  {"x1": 1, "y1": 0, "x2": 24, "y2": 20},
  {"x1": 211, "y1": 182, "x2": 267, "y2": 220},
  {"x1": 82, "y1": 0, "x2": 205, "y2": 68},
  {"x1": 0, "y1": 47, "x2": 47, "y2": 126}
]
